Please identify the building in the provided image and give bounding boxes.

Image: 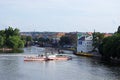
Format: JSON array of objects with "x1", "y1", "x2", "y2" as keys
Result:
[
  {"x1": 77, "y1": 32, "x2": 93, "y2": 53},
  {"x1": 104, "y1": 33, "x2": 113, "y2": 37}
]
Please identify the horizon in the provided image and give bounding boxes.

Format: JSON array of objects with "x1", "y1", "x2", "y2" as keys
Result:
[
  {"x1": 0, "y1": 26, "x2": 116, "y2": 33},
  {"x1": 20, "y1": 31, "x2": 114, "y2": 33}
]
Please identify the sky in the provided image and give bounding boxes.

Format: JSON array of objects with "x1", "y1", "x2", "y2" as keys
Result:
[{"x1": 0, "y1": 0, "x2": 120, "y2": 32}]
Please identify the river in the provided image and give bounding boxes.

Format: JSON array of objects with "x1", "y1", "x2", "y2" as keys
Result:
[{"x1": 0, "y1": 46, "x2": 120, "y2": 80}]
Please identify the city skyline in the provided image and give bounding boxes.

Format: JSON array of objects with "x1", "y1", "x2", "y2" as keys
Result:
[{"x1": 0, "y1": 0, "x2": 120, "y2": 32}]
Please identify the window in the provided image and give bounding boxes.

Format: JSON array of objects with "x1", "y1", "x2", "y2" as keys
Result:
[{"x1": 79, "y1": 41, "x2": 82, "y2": 45}]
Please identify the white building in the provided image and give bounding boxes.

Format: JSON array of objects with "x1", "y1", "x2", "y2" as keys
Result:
[{"x1": 77, "y1": 32, "x2": 93, "y2": 53}]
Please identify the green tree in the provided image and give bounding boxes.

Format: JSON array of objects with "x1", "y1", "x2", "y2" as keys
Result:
[
  {"x1": 5, "y1": 27, "x2": 20, "y2": 38},
  {"x1": 0, "y1": 30, "x2": 5, "y2": 37},
  {"x1": 26, "y1": 36, "x2": 32, "y2": 46},
  {"x1": 18, "y1": 40, "x2": 24, "y2": 48},
  {"x1": 13, "y1": 28, "x2": 20, "y2": 36},
  {"x1": 68, "y1": 33, "x2": 77, "y2": 46},
  {"x1": 0, "y1": 30, "x2": 5, "y2": 47},
  {"x1": 117, "y1": 26, "x2": 120, "y2": 33},
  {"x1": 0, "y1": 27, "x2": 24, "y2": 50},
  {"x1": 59, "y1": 36, "x2": 71, "y2": 47},
  {"x1": 0, "y1": 36, "x2": 4, "y2": 47},
  {"x1": 21, "y1": 35, "x2": 26, "y2": 44},
  {"x1": 26, "y1": 36, "x2": 32, "y2": 42},
  {"x1": 6, "y1": 36, "x2": 24, "y2": 49},
  {"x1": 21, "y1": 35, "x2": 33, "y2": 47},
  {"x1": 38, "y1": 37, "x2": 45, "y2": 42},
  {"x1": 5, "y1": 27, "x2": 14, "y2": 38},
  {"x1": 99, "y1": 26, "x2": 120, "y2": 59},
  {"x1": 92, "y1": 32, "x2": 104, "y2": 51}
]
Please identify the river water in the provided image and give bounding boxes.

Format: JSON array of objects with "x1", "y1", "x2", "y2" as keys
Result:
[{"x1": 0, "y1": 46, "x2": 120, "y2": 80}]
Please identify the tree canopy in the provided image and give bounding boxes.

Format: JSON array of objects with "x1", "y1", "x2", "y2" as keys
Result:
[
  {"x1": 0, "y1": 27, "x2": 24, "y2": 49},
  {"x1": 0, "y1": 36, "x2": 4, "y2": 48},
  {"x1": 99, "y1": 26, "x2": 120, "y2": 59},
  {"x1": 117, "y1": 26, "x2": 120, "y2": 33},
  {"x1": 92, "y1": 32, "x2": 104, "y2": 51},
  {"x1": 59, "y1": 36, "x2": 72, "y2": 47}
]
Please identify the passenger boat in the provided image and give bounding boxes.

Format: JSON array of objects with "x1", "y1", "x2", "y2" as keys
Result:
[{"x1": 24, "y1": 54, "x2": 72, "y2": 61}]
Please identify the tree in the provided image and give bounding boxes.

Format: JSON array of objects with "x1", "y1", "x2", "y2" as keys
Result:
[
  {"x1": 59, "y1": 36, "x2": 71, "y2": 47},
  {"x1": 99, "y1": 34, "x2": 120, "y2": 59},
  {"x1": 92, "y1": 32, "x2": 104, "y2": 51},
  {"x1": 5, "y1": 27, "x2": 20, "y2": 38},
  {"x1": 6, "y1": 36, "x2": 24, "y2": 49},
  {"x1": 117, "y1": 26, "x2": 120, "y2": 33},
  {"x1": 0, "y1": 36, "x2": 4, "y2": 48},
  {"x1": 0, "y1": 30, "x2": 5, "y2": 47},
  {"x1": 21, "y1": 35, "x2": 26, "y2": 44},
  {"x1": 5, "y1": 27, "x2": 14, "y2": 38},
  {"x1": 25, "y1": 36, "x2": 32, "y2": 46},
  {"x1": 0, "y1": 30, "x2": 5, "y2": 37},
  {"x1": 99, "y1": 26, "x2": 120, "y2": 59},
  {"x1": 67, "y1": 33, "x2": 77, "y2": 46},
  {"x1": 13, "y1": 28, "x2": 20, "y2": 36},
  {"x1": 26, "y1": 36, "x2": 32, "y2": 42},
  {"x1": 18, "y1": 40, "x2": 24, "y2": 48},
  {"x1": 0, "y1": 27, "x2": 25, "y2": 50}
]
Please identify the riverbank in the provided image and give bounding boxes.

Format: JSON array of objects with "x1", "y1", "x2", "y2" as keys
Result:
[
  {"x1": 0, "y1": 48, "x2": 24, "y2": 53},
  {"x1": 0, "y1": 48, "x2": 13, "y2": 51}
]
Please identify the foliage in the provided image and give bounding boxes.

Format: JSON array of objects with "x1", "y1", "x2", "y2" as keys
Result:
[
  {"x1": 38, "y1": 37, "x2": 46, "y2": 42},
  {"x1": 59, "y1": 36, "x2": 72, "y2": 47},
  {"x1": 26, "y1": 36, "x2": 32, "y2": 42},
  {"x1": 21, "y1": 35, "x2": 26, "y2": 44},
  {"x1": 99, "y1": 26, "x2": 120, "y2": 59},
  {"x1": 0, "y1": 27, "x2": 24, "y2": 49},
  {"x1": 117, "y1": 26, "x2": 120, "y2": 33},
  {"x1": 18, "y1": 39, "x2": 24, "y2": 48},
  {"x1": 6, "y1": 36, "x2": 19, "y2": 48},
  {"x1": 0, "y1": 30, "x2": 5, "y2": 37},
  {"x1": 92, "y1": 32, "x2": 104, "y2": 51},
  {"x1": 38, "y1": 37, "x2": 50, "y2": 43},
  {"x1": 0, "y1": 36, "x2": 4, "y2": 48},
  {"x1": 5, "y1": 27, "x2": 20, "y2": 38},
  {"x1": 21, "y1": 35, "x2": 32, "y2": 47}
]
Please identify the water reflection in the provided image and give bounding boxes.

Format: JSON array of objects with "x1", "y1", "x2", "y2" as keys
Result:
[
  {"x1": 0, "y1": 47, "x2": 120, "y2": 80},
  {"x1": 0, "y1": 49, "x2": 24, "y2": 53},
  {"x1": 24, "y1": 46, "x2": 45, "y2": 54},
  {"x1": 75, "y1": 56, "x2": 120, "y2": 80}
]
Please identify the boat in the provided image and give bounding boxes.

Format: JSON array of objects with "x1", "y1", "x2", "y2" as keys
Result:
[
  {"x1": 48, "y1": 54, "x2": 72, "y2": 60},
  {"x1": 24, "y1": 56, "x2": 48, "y2": 61},
  {"x1": 24, "y1": 54, "x2": 72, "y2": 61},
  {"x1": 75, "y1": 52, "x2": 94, "y2": 57}
]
